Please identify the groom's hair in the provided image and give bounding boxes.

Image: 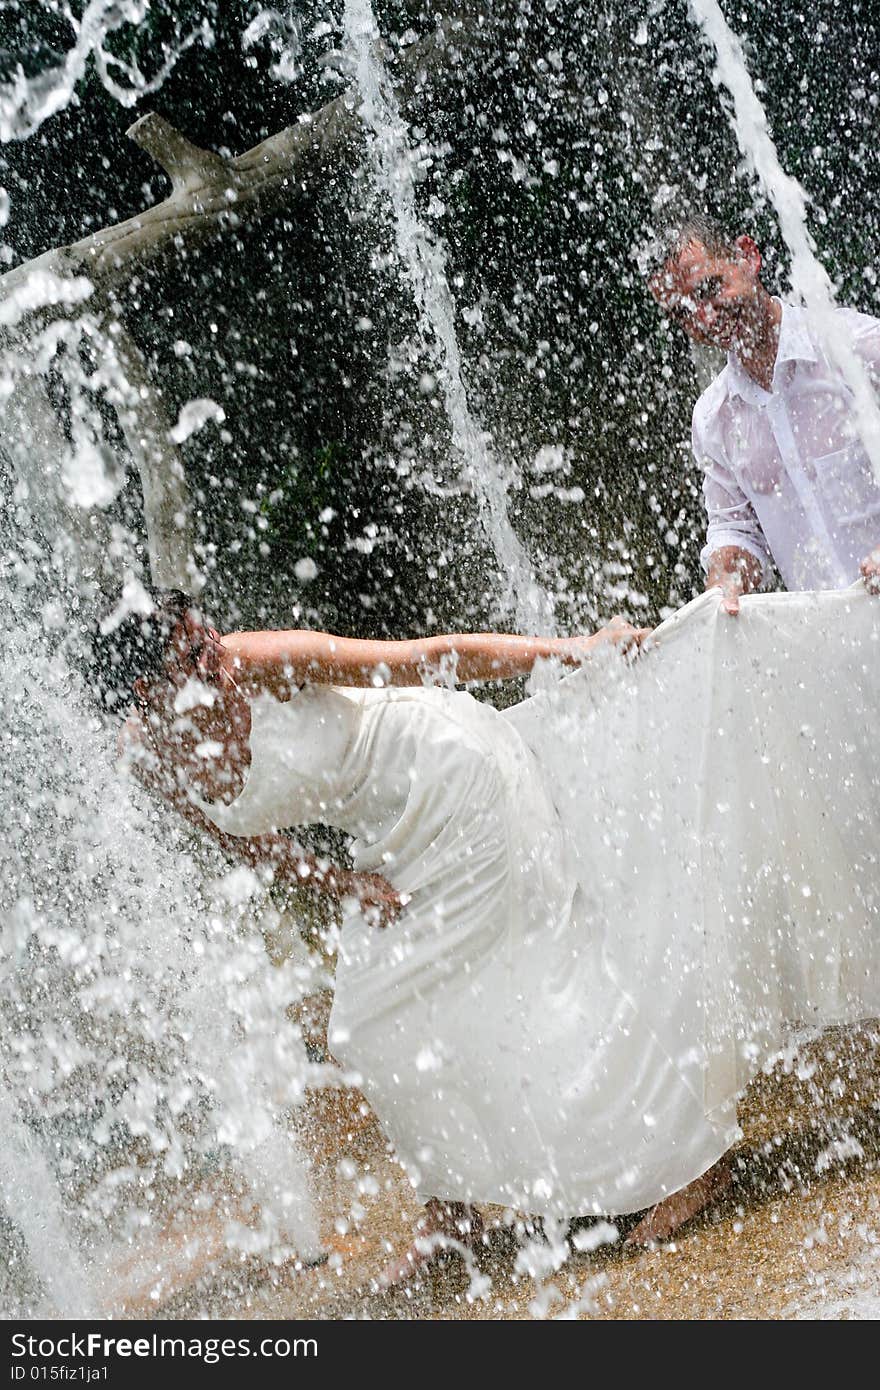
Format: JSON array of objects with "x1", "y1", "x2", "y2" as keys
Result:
[
  {"x1": 650, "y1": 215, "x2": 738, "y2": 275},
  {"x1": 88, "y1": 587, "x2": 195, "y2": 712}
]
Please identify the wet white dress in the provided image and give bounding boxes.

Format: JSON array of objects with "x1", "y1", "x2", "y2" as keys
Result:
[{"x1": 200, "y1": 588, "x2": 880, "y2": 1218}]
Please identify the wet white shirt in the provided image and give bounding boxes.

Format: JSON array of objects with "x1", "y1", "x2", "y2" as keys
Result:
[{"x1": 693, "y1": 301, "x2": 880, "y2": 589}]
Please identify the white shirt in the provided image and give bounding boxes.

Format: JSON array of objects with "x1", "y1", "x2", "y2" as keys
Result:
[{"x1": 693, "y1": 301, "x2": 880, "y2": 590}]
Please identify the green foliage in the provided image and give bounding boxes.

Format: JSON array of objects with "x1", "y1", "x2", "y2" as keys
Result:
[{"x1": 259, "y1": 441, "x2": 343, "y2": 555}]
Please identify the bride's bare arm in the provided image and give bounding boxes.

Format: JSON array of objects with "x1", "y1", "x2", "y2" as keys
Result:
[{"x1": 220, "y1": 620, "x2": 650, "y2": 692}]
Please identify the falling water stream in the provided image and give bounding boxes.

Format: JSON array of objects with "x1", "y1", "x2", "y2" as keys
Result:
[
  {"x1": 0, "y1": 1079, "x2": 97, "y2": 1318},
  {"x1": 342, "y1": 0, "x2": 554, "y2": 634}
]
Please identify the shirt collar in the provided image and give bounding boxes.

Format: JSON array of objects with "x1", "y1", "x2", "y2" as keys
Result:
[
  {"x1": 726, "y1": 300, "x2": 817, "y2": 402},
  {"x1": 775, "y1": 301, "x2": 818, "y2": 366}
]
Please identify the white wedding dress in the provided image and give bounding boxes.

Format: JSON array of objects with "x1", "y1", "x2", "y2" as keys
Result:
[{"x1": 200, "y1": 588, "x2": 880, "y2": 1218}]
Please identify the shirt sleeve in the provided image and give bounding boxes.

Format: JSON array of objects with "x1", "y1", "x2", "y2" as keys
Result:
[
  {"x1": 844, "y1": 308, "x2": 880, "y2": 382},
  {"x1": 693, "y1": 409, "x2": 773, "y2": 581}
]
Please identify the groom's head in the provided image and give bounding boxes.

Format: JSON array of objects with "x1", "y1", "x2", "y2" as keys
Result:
[{"x1": 649, "y1": 217, "x2": 766, "y2": 353}]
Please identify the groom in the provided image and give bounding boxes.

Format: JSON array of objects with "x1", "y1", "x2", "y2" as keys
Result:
[{"x1": 649, "y1": 217, "x2": 880, "y2": 612}]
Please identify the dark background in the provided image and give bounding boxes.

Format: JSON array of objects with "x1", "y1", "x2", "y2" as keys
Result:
[{"x1": 2, "y1": 0, "x2": 877, "y2": 634}]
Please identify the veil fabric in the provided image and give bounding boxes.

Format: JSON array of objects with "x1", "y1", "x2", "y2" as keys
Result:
[{"x1": 506, "y1": 586, "x2": 880, "y2": 1122}]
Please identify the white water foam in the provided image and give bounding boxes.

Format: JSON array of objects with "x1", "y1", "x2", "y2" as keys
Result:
[
  {"x1": 342, "y1": 1, "x2": 554, "y2": 632},
  {"x1": 0, "y1": 614, "x2": 321, "y2": 1314}
]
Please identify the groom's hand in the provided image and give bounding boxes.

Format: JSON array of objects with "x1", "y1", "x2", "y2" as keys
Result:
[
  {"x1": 710, "y1": 570, "x2": 746, "y2": 617},
  {"x1": 705, "y1": 547, "x2": 763, "y2": 616},
  {"x1": 860, "y1": 549, "x2": 880, "y2": 594}
]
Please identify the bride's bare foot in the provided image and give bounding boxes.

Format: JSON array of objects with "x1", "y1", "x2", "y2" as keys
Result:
[
  {"x1": 624, "y1": 1157, "x2": 733, "y2": 1247},
  {"x1": 377, "y1": 1199, "x2": 484, "y2": 1290}
]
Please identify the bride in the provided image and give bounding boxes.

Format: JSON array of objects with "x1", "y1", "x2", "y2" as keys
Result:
[{"x1": 100, "y1": 583, "x2": 880, "y2": 1281}]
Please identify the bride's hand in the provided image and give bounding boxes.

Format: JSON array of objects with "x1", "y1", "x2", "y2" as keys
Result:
[
  {"x1": 603, "y1": 614, "x2": 652, "y2": 653},
  {"x1": 562, "y1": 618, "x2": 652, "y2": 663}
]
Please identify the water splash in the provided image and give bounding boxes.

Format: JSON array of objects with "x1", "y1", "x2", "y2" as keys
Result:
[
  {"x1": 0, "y1": 1079, "x2": 97, "y2": 1318},
  {"x1": 0, "y1": 609, "x2": 321, "y2": 1313},
  {"x1": 342, "y1": 1, "x2": 554, "y2": 633},
  {"x1": 690, "y1": 0, "x2": 880, "y2": 481},
  {"x1": 0, "y1": 0, "x2": 212, "y2": 142}
]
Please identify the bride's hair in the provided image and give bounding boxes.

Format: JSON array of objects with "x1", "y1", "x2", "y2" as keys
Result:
[{"x1": 89, "y1": 587, "x2": 195, "y2": 711}]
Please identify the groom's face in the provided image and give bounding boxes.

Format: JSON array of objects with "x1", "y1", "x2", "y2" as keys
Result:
[{"x1": 650, "y1": 235, "x2": 762, "y2": 352}]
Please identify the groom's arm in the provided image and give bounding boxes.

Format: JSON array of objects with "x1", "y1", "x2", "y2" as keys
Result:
[{"x1": 695, "y1": 406, "x2": 772, "y2": 616}]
